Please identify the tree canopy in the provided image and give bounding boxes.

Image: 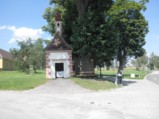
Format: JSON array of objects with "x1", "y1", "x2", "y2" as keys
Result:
[
  {"x1": 43, "y1": 0, "x2": 149, "y2": 77},
  {"x1": 108, "y1": 0, "x2": 149, "y2": 72},
  {"x1": 10, "y1": 38, "x2": 45, "y2": 74},
  {"x1": 43, "y1": 0, "x2": 118, "y2": 75}
]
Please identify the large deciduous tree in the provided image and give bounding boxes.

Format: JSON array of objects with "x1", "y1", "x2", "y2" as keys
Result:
[
  {"x1": 73, "y1": 0, "x2": 115, "y2": 76},
  {"x1": 10, "y1": 38, "x2": 45, "y2": 74},
  {"x1": 108, "y1": 0, "x2": 149, "y2": 73},
  {"x1": 43, "y1": 0, "x2": 148, "y2": 78},
  {"x1": 43, "y1": 0, "x2": 117, "y2": 76}
]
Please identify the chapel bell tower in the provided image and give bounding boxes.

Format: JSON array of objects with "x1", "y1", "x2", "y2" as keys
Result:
[{"x1": 55, "y1": 10, "x2": 62, "y2": 35}]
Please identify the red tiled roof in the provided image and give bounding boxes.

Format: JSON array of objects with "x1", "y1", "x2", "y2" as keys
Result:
[{"x1": 0, "y1": 49, "x2": 13, "y2": 59}]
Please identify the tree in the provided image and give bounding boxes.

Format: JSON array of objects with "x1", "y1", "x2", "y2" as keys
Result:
[
  {"x1": 74, "y1": 0, "x2": 115, "y2": 76},
  {"x1": 108, "y1": 0, "x2": 149, "y2": 73},
  {"x1": 10, "y1": 39, "x2": 33, "y2": 74},
  {"x1": 131, "y1": 53, "x2": 148, "y2": 70},
  {"x1": 148, "y1": 53, "x2": 159, "y2": 70},
  {"x1": 10, "y1": 48, "x2": 23, "y2": 71},
  {"x1": 10, "y1": 38, "x2": 45, "y2": 74},
  {"x1": 71, "y1": 9, "x2": 118, "y2": 75},
  {"x1": 44, "y1": 39, "x2": 51, "y2": 46},
  {"x1": 29, "y1": 38, "x2": 45, "y2": 72},
  {"x1": 43, "y1": 0, "x2": 118, "y2": 76}
]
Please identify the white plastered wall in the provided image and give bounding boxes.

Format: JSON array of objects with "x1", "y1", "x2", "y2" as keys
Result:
[{"x1": 48, "y1": 52, "x2": 70, "y2": 79}]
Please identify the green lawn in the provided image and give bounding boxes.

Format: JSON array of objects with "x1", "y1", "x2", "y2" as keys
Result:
[
  {"x1": 0, "y1": 70, "x2": 47, "y2": 90},
  {"x1": 71, "y1": 77, "x2": 116, "y2": 91},
  {"x1": 95, "y1": 68, "x2": 151, "y2": 79}
]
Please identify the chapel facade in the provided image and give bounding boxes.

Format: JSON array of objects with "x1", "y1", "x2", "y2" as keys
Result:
[{"x1": 45, "y1": 11, "x2": 73, "y2": 79}]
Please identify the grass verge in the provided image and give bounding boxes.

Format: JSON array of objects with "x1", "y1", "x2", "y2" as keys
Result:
[
  {"x1": 0, "y1": 70, "x2": 47, "y2": 90},
  {"x1": 96, "y1": 69, "x2": 151, "y2": 79},
  {"x1": 71, "y1": 77, "x2": 116, "y2": 91}
]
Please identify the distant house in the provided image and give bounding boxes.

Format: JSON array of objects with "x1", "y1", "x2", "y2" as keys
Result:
[{"x1": 0, "y1": 49, "x2": 14, "y2": 70}]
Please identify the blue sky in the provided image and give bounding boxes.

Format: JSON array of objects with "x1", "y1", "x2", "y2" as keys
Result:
[
  {"x1": 0, "y1": 0, "x2": 51, "y2": 51},
  {"x1": 0, "y1": 0, "x2": 159, "y2": 56},
  {"x1": 143, "y1": 0, "x2": 159, "y2": 56}
]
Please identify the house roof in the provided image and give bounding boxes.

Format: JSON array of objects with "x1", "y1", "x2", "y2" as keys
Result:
[
  {"x1": 45, "y1": 32, "x2": 72, "y2": 51},
  {"x1": 0, "y1": 49, "x2": 13, "y2": 59}
]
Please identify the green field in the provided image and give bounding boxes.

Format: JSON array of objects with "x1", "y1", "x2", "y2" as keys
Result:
[
  {"x1": 0, "y1": 71, "x2": 47, "y2": 90},
  {"x1": 0, "y1": 68, "x2": 151, "y2": 91},
  {"x1": 95, "y1": 68, "x2": 151, "y2": 79},
  {"x1": 71, "y1": 77, "x2": 116, "y2": 91}
]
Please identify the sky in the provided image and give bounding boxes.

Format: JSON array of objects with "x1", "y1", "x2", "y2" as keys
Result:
[
  {"x1": 143, "y1": 0, "x2": 159, "y2": 56},
  {"x1": 0, "y1": 0, "x2": 159, "y2": 56},
  {"x1": 0, "y1": 0, "x2": 51, "y2": 51}
]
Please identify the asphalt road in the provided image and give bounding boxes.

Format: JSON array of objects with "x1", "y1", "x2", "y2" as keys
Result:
[
  {"x1": 146, "y1": 71, "x2": 159, "y2": 85},
  {"x1": 0, "y1": 77, "x2": 159, "y2": 119}
]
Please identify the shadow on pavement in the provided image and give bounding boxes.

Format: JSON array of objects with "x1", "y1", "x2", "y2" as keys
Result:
[
  {"x1": 99, "y1": 76, "x2": 137, "y2": 86},
  {"x1": 122, "y1": 80, "x2": 137, "y2": 86}
]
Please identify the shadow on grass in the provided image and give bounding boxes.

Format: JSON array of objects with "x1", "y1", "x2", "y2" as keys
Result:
[
  {"x1": 97, "y1": 76, "x2": 137, "y2": 86},
  {"x1": 35, "y1": 71, "x2": 45, "y2": 74},
  {"x1": 75, "y1": 74, "x2": 137, "y2": 86},
  {"x1": 102, "y1": 74, "x2": 131, "y2": 78}
]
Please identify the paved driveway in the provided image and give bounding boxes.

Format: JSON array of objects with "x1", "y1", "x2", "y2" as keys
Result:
[
  {"x1": 24, "y1": 78, "x2": 92, "y2": 94},
  {"x1": 0, "y1": 75, "x2": 159, "y2": 119}
]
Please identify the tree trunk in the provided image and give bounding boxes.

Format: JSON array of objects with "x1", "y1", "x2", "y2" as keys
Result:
[
  {"x1": 33, "y1": 67, "x2": 37, "y2": 73},
  {"x1": 117, "y1": 48, "x2": 126, "y2": 72},
  {"x1": 77, "y1": 0, "x2": 90, "y2": 17},
  {"x1": 117, "y1": 49, "x2": 126, "y2": 85},
  {"x1": 26, "y1": 64, "x2": 30, "y2": 74},
  {"x1": 76, "y1": 0, "x2": 95, "y2": 77},
  {"x1": 74, "y1": 56, "x2": 80, "y2": 76},
  {"x1": 100, "y1": 66, "x2": 102, "y2": 77},
  {"x1": 118, "y1": 57, "x2": 124, "y2": 72},
  {"x1": 79, "y1": 55, "x2": 95, "y2": 77}
]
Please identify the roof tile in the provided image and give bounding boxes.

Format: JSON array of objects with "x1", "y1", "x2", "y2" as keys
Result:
[{"x1": 45, "y1": 32, "x2": 72, "y2": 51}]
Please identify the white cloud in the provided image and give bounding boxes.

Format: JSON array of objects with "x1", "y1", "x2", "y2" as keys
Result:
[
  {"x1": 0, "y1": 25, "x2": 16, "y2": 31},
  {"x1": 9, "y1": 27, "x2": 43, "y2": 44},
  {"x1": 8, "y1": 26, "x2": 16, "y2": 31},
  {"x1": 0, "y1": 25, "x2": 7, "y2": 30},
  {"x1": 0, "y1": 25, "x2": 44, "y2": 44}
]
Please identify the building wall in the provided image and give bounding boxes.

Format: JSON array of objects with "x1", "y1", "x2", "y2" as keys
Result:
[
  {"x1": 0, "y1": 58, "x2": 2, "y2": 69},
  {"x1": 0, "y1": 58, "x2": 14, "y2": 71},
  {"x1": 50, "y1": 60, "x2": 68, "y2": 78},
  {"x1": 46, "y1": 50, "x2": 73, "y2": 79}
]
